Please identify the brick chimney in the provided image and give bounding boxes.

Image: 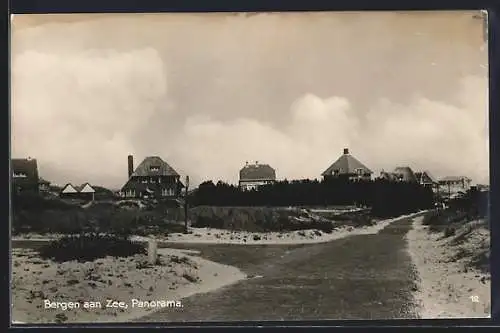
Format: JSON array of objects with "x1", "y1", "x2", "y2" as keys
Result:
[
  {"x1": 343, "y1": 148, "x2": 349, "y2": 155},
  {"x1": 127, "y1": 155, "x2": 134, "y2": 178}
]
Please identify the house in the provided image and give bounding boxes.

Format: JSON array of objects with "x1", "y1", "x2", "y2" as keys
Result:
[
  {"x1": 439, "y1": 176, "x2": 472, "y2": 198},
  {"x1": 76, "y1": 183, "x2": 96, "y2": 201},
  {"x1": 239, "y1": 161, "x2": 276, "y2": 191},
  {"x1": 321, "y1": 148, "x2": 372, "y2": 181},
  {"x1": 380, "y1": 166, "x2": 418, "y2": 183},
  {"x1": 11, "y1": 157, "x2": 40, "y2": 194},
  {"x1": 59, "y1": 183, "x2": 79, "y2": 199},
  {"x1": 415, "y1": 170, "x2": 439, "y2": 192},
  {"x1": 39, "y1": 178, "x2": 51, "y2": 193},
  {"x1": 120, "y1": 155, "x2": 184, "y2": 199}
]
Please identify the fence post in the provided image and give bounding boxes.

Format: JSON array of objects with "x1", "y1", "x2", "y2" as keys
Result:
[
  {"x1": 148, "y1": 238, "x2": 158, "y2": 265},
  {"x1": 184, "y1": 176, "x2": 189, "y2": 234}
]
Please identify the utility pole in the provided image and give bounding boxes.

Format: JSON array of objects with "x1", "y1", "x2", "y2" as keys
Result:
[{"x1": 184, "y1": 175, "x2": 189, "y2": 234}]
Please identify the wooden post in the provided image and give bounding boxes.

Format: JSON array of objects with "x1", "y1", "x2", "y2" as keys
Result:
[
  {"x1": 184, "y1": 175, "x2": 189, "y2": 234},
  {"x1": 147, "y1": 238, "x2": 158, "y2": 265}
]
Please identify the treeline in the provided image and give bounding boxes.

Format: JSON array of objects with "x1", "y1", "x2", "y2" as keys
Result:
[{"x1": 189, "y1": 178, "x2": 435, "y2": 218}]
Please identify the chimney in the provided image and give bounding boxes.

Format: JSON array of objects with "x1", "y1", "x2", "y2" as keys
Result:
[
  {"x1": 343, "y1": 148, "x2": 349, "y2": 155},
  {"x1": 128, "y1": 155, "x2": 134, "y2": 178},
  {"x1": 255, "y1": 161, "x2": 259, "y2": 165}
]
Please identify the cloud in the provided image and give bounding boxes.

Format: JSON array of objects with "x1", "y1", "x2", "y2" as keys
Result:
[
  {"x1": 10, "y1": 13, "x2": 488, "y2": 189},
  {"x1": 170, "y1": 75, "x2": 488, "y2": 186},
  {"x1": 11, "y1": 48, "x2": 168, "y2": 186}
]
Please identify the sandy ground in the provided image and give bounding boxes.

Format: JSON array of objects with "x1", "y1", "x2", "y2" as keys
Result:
[
  {"x1": 131, "y1": 211, "x2": 425, "y2": 245},
  {"x1": 13, "y1": 211, "x2": 426, "y2": 246},
  {"x1": 406, "y1": 216, "x2": 491, "y2": 319},
  {"x1": 11, "y1": 247, "x2": 246, "y2": 324}
]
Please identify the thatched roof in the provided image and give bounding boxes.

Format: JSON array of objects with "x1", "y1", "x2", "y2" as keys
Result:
[
  {"x1": 321, "y1": 149, "x2": 372, "y2": 176},
  {"x1": 239, "y1": 162, "x2": 276, "y2": 181},
  {"x1": 393, "y1": 167, "x2": 418, "y2": 183},
  {"x1": 131, "y1": 156, "x2": 180, "y2": 178}
]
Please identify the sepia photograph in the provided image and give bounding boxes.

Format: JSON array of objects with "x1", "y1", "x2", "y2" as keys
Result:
[{"x1": 10, "y1": 11, "x2": 490, "y2": 324}]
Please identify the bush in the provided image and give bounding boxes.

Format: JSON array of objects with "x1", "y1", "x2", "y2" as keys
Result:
[
  {"x1": 444, "y1": 226, "x2": 456, "y2": 238},
  {"x1": 38, "y1": 234, "x2": 146, "y2": 262}
]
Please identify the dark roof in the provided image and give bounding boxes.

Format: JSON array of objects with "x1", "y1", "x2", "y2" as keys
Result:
[
  {"x1": 131, "y1": 156, "x2": 180, "y2": 177},
  {"x1": 239, "y1": 163, "x2": 276, "y2": 181},
  {"x1": 321, "y1": 150, "x2": 372, "y2": 176},
  {"x1": 393, "y1": 167, "x2": 418, "y2": 183},
  {"x1": 415, "y1": 171, "x2": 438, "y2": 184},
  {"x1": 380, "y1": 171, "x2": 399, "y2": 181},
  {"x1": 39, "y1": 178, "x2": 51, "y2": 185},
  {"x1": 12, "y1": 158, "x2": 39, "y2": 181}
]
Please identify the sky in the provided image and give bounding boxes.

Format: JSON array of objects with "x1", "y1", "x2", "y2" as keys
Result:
[{"x1": 11, "y1": 11, "x2": 489, "y2": 189}]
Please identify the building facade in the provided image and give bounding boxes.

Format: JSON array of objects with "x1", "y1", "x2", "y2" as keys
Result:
[
  {"x1": 120, "y1": 155, "x2": 184, "y2": 199},
  {"x1": 11, "y1": 158, "x2": 40, "y2": 194},
  {"x1": 239, "y1": 161, "x2": 276, "y2": 191}
]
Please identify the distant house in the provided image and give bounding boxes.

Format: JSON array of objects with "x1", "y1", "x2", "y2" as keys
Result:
[
  {"x1": 120, "y1": 155, "x2": 184, "y2": 199},
  {"x1": 60, "y1": 183, "x2": 97, "y2": 200},
  {"x1": 321, "y1": 148, "x2": 372, "y2": 181},
  {"x1": 11, "y1": 157, "x2": 40, "y2": 194},
  {"x1": 439, "y1": 176, "x2": 472, "y2": 198},
  {"x1": 39, "y1": 178, "x2": 51, "y2": 193},
  {"x1": 380, "y1": 166, "x2": 418, "y2": 183},
  {"x1": 239, "y1": 161, "x2": 276, "y2": 191},
  {"x1": 60, "y1": 183, "x2": 79, "y2": 198},
  {"x1": 414, "y1": 170, "x2": 439, "y2": 192}
]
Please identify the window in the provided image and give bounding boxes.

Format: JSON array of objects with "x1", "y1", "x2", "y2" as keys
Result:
[
  {"x1": 150, "y1": 166, "x2": 160, "y2": 172},
  {"x1": 356, "y1": 168, "x2": 364, "y2": 176},
  {"x1": 333, "y1": 169, "x2": 340, "y2": 176},
  {"x1": 141, "y1": 178, "x2": 147, "y2": 184},
  {"x1": 161, "y1": 188, "x2": 167, "y2": 197}
]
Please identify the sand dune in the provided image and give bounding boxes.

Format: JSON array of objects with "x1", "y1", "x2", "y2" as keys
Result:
[
  {"x1": 11, "y1": 247, "x2": 245, "y2": 324},
  {"x1": 406, "y1": 216, "x2": 491, "y2": 319}
]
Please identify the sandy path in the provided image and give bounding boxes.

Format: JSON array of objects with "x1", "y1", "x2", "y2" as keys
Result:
[
  {"x1": 406, "y1": 216, "x2": 491, "y2": 319},
  {"x1": 11, "y1": 247, "x2": 245, "y2": 324}
]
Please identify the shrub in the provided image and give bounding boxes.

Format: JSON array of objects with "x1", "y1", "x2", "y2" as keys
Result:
[
  {"x1": 38, "y1": 234, "x2": 146, "y2": 262},
  {"x1": 444, "y1": 226, "x2": 456, "y2": 238}
]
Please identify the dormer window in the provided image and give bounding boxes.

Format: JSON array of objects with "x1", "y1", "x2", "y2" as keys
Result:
[
  {"x1": 13, "y1": 172, "x2": 27, "y2": 178},
  {"x1": 356, "y1": 168, "x2": 364, "y2": 176},
  {"x1": 150, "y1": 166, "x2": 160, "y2": 172},
  {"x1": 333, "y1": 169, "x2": 340, "y2": 176}
]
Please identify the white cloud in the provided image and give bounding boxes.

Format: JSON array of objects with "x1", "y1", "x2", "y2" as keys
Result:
[
  {"x1": 11, "y1": 48, "x2": 167, "y2": 185},
  {"x1": 171, "y1": 75, "x2": 488, "y2": 186}
]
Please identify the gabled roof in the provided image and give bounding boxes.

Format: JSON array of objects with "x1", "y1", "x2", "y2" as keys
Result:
[
  {"x1": 60, "y1": 183, "x2": 78, "y2": 194},
  {"x1": 239, "y1": 162, "x2": 276, "y2": 181},
  {"x1": 130, "y1": 156, "x2": 180, "y2": 178},
  {"x1": 77, "y1": 183, "x2": 95, "y2": 193},
  {"x1": 321, "y1": 150, "x2": 372, "y2": 176},
  {"x1": 415, "y1": 170, "x2": 438, "y2": 184},
  {"x1": 12, "y1": 158, "x2": 39, "y2": 181},
  {"x1": 393, "y1": 166, "x2": 418, "y2": 183}
]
